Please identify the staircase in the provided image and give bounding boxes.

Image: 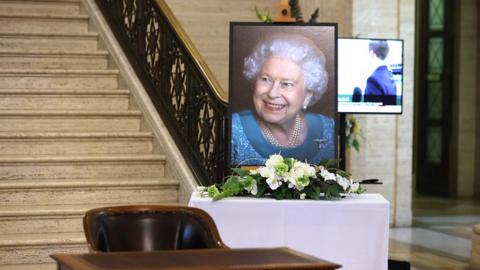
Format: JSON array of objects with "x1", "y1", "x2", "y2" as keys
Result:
[{"x1": 0, "y1": 0, "x2": 181, "y2": 269}]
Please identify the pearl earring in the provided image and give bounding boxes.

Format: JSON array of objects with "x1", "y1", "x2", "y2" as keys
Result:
[{"x1": 303, "y1": 98, "x2": 310, "y2": 110}]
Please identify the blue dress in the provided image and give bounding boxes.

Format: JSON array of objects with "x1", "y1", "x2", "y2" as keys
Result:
[{"x1": 231, "y1": 110, "x2": 335, "y2": 166}]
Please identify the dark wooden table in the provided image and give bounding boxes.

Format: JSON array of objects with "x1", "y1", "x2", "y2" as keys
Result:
[{"x1": 51, "y1": 247, "x2": 341, "y2": 270}]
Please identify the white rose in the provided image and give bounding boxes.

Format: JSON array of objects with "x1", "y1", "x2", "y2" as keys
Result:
[
  {"x1": 282, "y1": 171, "x2": 295, "y2": 186},
  {"x1": 320, "y1": 168, "x2": 336, "y2": 181},
  {"x1": 266, "y1": 175, "x2": 281, "y2": 190},
  {"x1": 336, "y1": 174, "x2": 350, "y2": 191},
  {"x1": 291, "y1": 161, "x2": 315, "y2": 178},
  {"x1": 265, "y1": 154, "x2": 284, "y2": 168},
  {"x1": 249, "y1": 168, "x2": 259, "y2": 175},
  {"x1": 287, "y1": 181, "x2": 295, "y2": 189},
  {"x1": 350, "y1": 182, "x2": 360, "y2": 193},
  {"x1": 300, "y1": 193, "x2": 306, "y2": 200},
  {"x1": 258, "y1": 166, "x2": 274, "y2": 179},
  {"x1": 284, "y1": 169, "x2": 304, "y2": 191}
]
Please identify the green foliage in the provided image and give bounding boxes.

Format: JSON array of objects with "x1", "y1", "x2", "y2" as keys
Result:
[
  {"x1": 346, "y1": 116, "x2": 363, "y2": 152},
  {"x1": 288, "y1": 0, "x2": 303, "y2": 21},
  {"x1": 308, "y1": 8, "x2": 319, "y2": 23},
  {"x1": 255, "y1": 6, "x2": 272, "y2": 23},
  {"x1": 320, "y1": 159, "x2": 338, "y2": 169}
]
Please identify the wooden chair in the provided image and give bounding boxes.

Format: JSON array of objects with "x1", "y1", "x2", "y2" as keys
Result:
[{"x1": 83, "y1": 205, "x2": 227, "y2": 252}]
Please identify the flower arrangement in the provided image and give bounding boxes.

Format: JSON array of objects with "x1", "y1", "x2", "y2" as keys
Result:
[{"x1": 207, "y1": 154, "x2": 365, "y2": 201}]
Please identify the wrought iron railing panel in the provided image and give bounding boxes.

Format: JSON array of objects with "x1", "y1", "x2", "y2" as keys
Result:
[{"x1": 96, "y1": 0, "x2": 228, "y2": 186}]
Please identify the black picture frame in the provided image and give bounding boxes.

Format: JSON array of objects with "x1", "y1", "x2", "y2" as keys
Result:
[{"x1": 228, "y1": 22, "x2": 338, "y2": 167}]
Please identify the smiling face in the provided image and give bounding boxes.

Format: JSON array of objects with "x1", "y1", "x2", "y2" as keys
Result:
[{"x1": 253, "y1": 57, "x2": 312, "y2": 128}]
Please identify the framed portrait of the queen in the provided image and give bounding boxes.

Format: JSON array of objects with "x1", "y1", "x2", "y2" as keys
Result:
[{"x1": 228, "y1": 22, "x2": 338, "y2": 167}]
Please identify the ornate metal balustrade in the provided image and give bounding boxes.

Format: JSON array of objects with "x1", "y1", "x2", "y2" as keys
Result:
[{"x1": 96, "y1": 0, "x2": 228, "y2": 186}]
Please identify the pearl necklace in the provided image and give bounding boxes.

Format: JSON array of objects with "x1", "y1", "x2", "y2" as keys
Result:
[{"x1": 261, "y1": 113, "x2": 302, "y2": 148}]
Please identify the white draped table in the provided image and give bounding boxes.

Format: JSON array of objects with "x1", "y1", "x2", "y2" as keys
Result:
[{"x1": 189, "y1": 193, "x2": 389, "y2": 270}]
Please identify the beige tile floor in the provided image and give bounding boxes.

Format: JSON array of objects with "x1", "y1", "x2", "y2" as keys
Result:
[{"x1": 388, "y1": 195, "x2": 480, "y2": 270}]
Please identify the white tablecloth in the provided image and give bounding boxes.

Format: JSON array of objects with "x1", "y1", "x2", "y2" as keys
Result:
[{"x1": 189, "y1": 193, "x2": 389, "y2": 270}]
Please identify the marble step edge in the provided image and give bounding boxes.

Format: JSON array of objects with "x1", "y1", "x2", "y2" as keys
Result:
[
  {"x1": 0, "y1": 31, "x2": 97, "y2": 38},
  {"x1": 0, "y1": 131, "x2": 152, "y2": 139},
  {"x1": 0, "y1": 89, "x2": 129, "y2": 95},
  {"x1": 0, "y1": 0, "x2": 81, "y2": 3},
  {"x1": 0, "y1": 232, "x2": 86, "y2": 247},
  {"x1": 0, "y1": 68, "x2": 119, "y2": 75},
  {"x1": 0, "y1": 154, "x2": 166, "y2": 164},
  {"x1": 0, "y1": 13, "x2": 88, "y2": 20},
  {"x1": 0, "y1": 49, "x2": 108, "y2": 56},
  {"x1": 0, "y1": 201, "x2": 182, "y2": 217},
  {"x1": 0, "y1": 110, "x2": 141, "y2": 116},
  {"x1": 0, "y1": 263, "x2": 55, "y2": 270},
  {"x1": 0, "y1": 178, "x2": 179, "y2": 189}
]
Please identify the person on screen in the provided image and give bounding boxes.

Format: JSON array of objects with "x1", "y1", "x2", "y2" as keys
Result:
[
  {"x1": 352, "y1": 87, "x2": 362, "y2": 102},
  {"x1": 231, "y1": 33, "x2": 335, "y2": 166},
  {"x1": 363, "y1": 40, "x2": 397, "y2": 105}
]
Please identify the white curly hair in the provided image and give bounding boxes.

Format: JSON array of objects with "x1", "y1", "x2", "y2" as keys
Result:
[{"x1": 243, "y1": 33, "x2": 328, "y2": 107}]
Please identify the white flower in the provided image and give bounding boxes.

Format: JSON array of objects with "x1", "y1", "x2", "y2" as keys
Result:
[
  {"x1": 244, "y1": 179, "x2": 258, "y2": 195},
  {"x1": 292, "y1": 161, "x2": 316, "y2": 178},
  {"x1": 336, "y1": 174, "x2": 351, "y2": 191},
  {"x1": 258, "y1": 166, "x2": 282, "y2": 190},
  {"x1": 265, "y1": 154, "x2": 284, "y2": 168},
  {"x1": 300, "y1": 193, "x2": 306, "y2": 200},
  {"x1": 258, "y1": 166, "x2": 274, "y2": 179},
  {"x1": 249, "y1": 168, "x2": 259, "y2": 175},
  {"x1": 266, "y1": 175, "x2": 281, "y2": 190},
  {"x1": 287, "y1": 181, "x2": 295, "y2": 189},
  {"x1": 350, "y1": 182, "x2": 360, "y2": 193},
  {"x1": 283, "y1": 171, "x2": 296, "y2": 188},
  {"x1": 320, "y1": 167, "x2": 336, "y2": 181},
  {"x1": 280, "y1": 161, "x2": 313, "y2": 191}
]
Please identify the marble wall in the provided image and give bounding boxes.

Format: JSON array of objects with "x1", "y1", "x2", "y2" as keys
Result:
[
  {"x1": 348, "y1": 0, "x2": 414, "y2": 226},
  {"x1": 165, "y1": 0, "x2": 414, "y2": 226},
  {"x1": 477, "y1": 2, "x2": 480, "y2": 197},
  {"x1": 164, "y1": 0, "x2": 353, "y2": 94},
  {"x1": 457, "y1": 0, "x2": 479, "y2": 197}
]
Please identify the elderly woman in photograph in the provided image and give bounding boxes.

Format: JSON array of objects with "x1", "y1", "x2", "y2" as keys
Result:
[{"x1": 231, "y1": 33, "x2": 335, "y2": 165}]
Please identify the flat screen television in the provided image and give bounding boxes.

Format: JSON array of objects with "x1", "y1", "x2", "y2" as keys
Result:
[{"x1": 337, "y1": 38, "x2": 404, "y2": 114}]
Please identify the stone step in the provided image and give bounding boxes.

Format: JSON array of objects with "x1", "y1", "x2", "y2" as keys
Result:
[
  {"x1": 0, "y1": 49, "x2": 109, "y2": 69},
  {"x1": 0, "y1": 89, "x2": 129, "y2": 110},
  {"x1": 0, "y1": 154, "x2": 167, "y2": 181},
  {"x1": 0, "y1": 14, "x2": 89, "y2": 34},
  {"x1": 0, "y1": 179, "x2": 178, "y2": 206},
  {"x1": 0, "y1": 0, "x2": 80, "y2": 17},
  {"x1": 0, "y1": 69, "x2": 118, "y2": 89},
  {"x1": 0, "y1": 178, "x2": 178, "y2": 206},
  {"x1": 0, "y1": 201, "x2": 181, "y2": 234},
  {"x1": 0, "y1": 32, "x2": 98, "y2": 51},
  {"x1": 0, "y1": 232, "x2": 87, "y2": 265},
  {"x1": 0, "y1": 263, "x2": 56, "y2": 270},
  {"x1": 0, "y1": 132, "x2": 153, "y2": 155},
  {"x1": 0, "y1": 110, "x2": 142, "y2": 132}
]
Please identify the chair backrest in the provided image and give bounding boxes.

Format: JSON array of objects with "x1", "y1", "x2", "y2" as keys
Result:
[{"x1": 83, "y1": 205, "x2": 227, "y2": 252}]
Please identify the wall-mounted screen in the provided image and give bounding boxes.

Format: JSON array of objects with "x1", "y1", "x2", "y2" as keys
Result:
[{"x1": 337, "y1": 38, "x2": 404, "y2": 114}]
